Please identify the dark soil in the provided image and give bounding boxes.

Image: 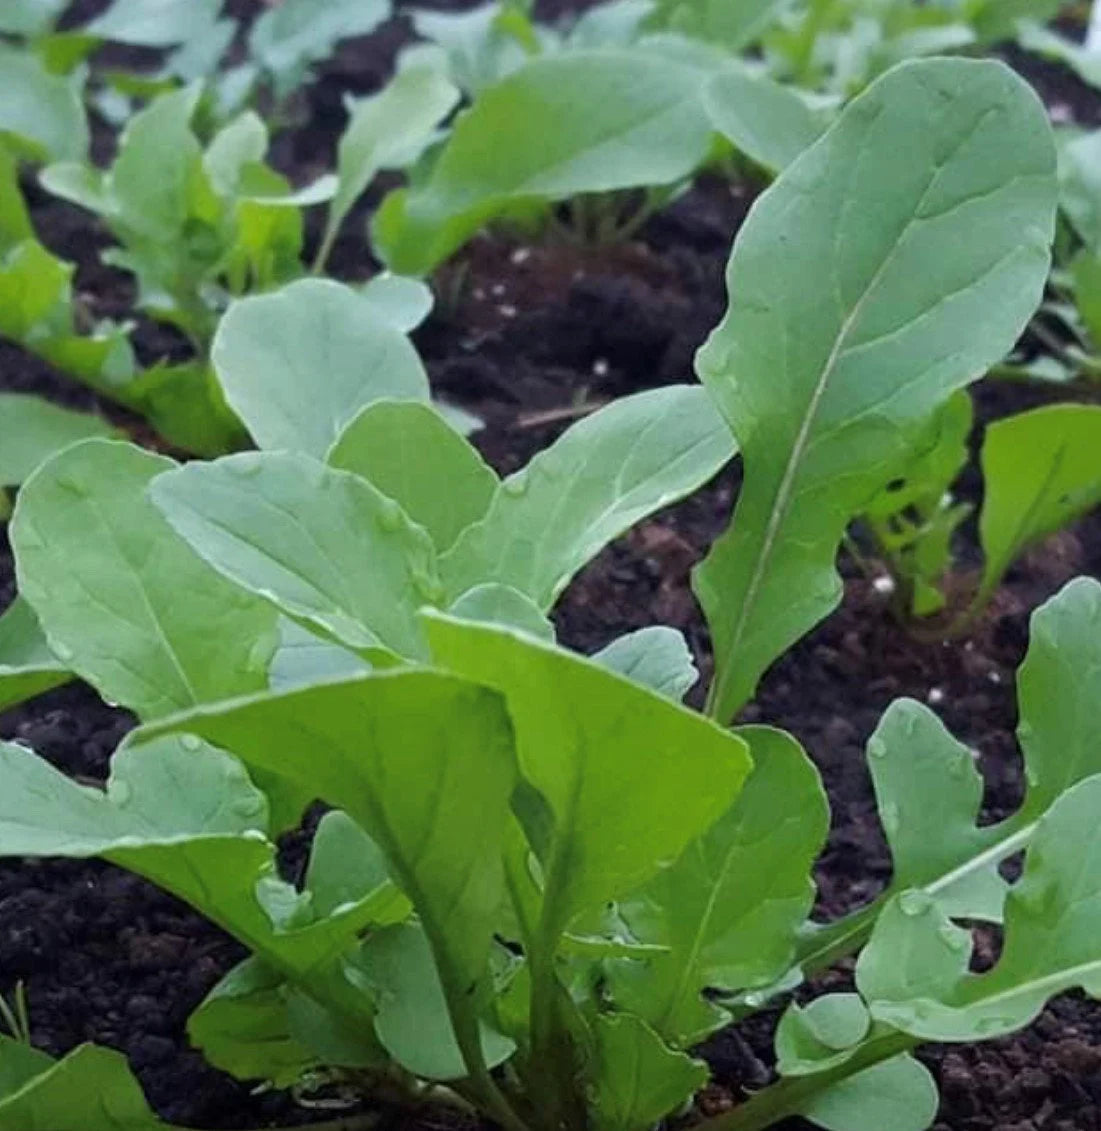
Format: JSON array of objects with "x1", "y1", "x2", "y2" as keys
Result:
[{"x1": 3, "y1": 4, "x2": 1101, "y2": 1130}]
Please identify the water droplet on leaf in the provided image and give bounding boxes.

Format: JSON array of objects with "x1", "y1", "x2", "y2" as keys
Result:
[
  {"x1": 53, "y1": 642, "x2": 74, "y2": 663},
  {"x1": 899, "y1": 890, "x2": 933, "y2": 917},
  {"x1": 881, "y1": 802, "x2": 901, "y2": 835},
  {"x1": 868, "y1": 737, "x2": 887, "y2": 760},
  {"x1": 181, "y1": 734, "x2": 202, "y2": 752},
  {"x1": 503, "y1": 472, "x2": 529, "y2": 498},
  {"x1": 377, "y1": 499, "x2": 404, "y2": 533},
  {"x1": 109, "y1": 780, "x2": 133, "y2": 806}
]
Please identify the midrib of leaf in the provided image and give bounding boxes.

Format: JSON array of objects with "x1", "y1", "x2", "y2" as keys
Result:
[
  {"x1": 88, "y1": 494, "x2": 201, "y2": 710},
  {"x1": 706, "y1": 108, "x2": 991, "y2": 721}
]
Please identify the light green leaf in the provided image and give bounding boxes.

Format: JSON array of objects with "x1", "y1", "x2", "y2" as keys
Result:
[
  {"x1": 0, "y1": 1034, "x2": 54, "y2": 1099},
  {"x1": 704, "y1": 68, "x2": 830, "y2": 174},
  {"x1": 11, "y1": 440, "x2": 278, "y2": 720},
  {"x1": 86, "y1": 0, "x2": 222, "y2": 46},
  {"x1": 212, "y1": 279, "x2": 429, "y2": 458},
  {"x1": 0, "y1": 394, "x2": 115, "y2": 486},
  {"x1": 651, "y1": 0, "x2": 792, "y2": 49},
  {"x1": 1060, "y1": 128, "x2": 1101, "y2": 250},
  {"x1": 694, "y1": 58, "x2": 1056, "y2": 723},
  {"x1": 328, "y1": 400, "x2": 497, "y2": 553},
  {"x1": 358, "y1": 922, "x2": 514, "y2": 1079},
  {"x1": 361, "y1": 273, "x2": 435, "y2": 332},
  {"x1": 0, "y1": 0, "x2": 66, "y2": 37},
  {"x1": 976, "y1": 403, "x2": 1101, "y2": 606},
  {"x1": 799, "y1": 1054, "x2": 938, "y2": 1131},
  {"x1": 592, "y1": 626, "x2": 698, "y2": 701},
  {"x1": 1072, "y1": 251, "x2": 1101, "y2": 348},
  {"x1": 448, "y1": 584, "x2": 555, "y2": 641},
  {"x1": 801, "y1": 577, "x2": 1101, "y2": 972},
  {"x1": 859, "y1": 773, "x2": 1101, "y2": 1042},
  {"x1": 776, "y1": 994, "x2": 870, "y2": 1076},
  {"x1": 150, "y1": 451, "x2": 440, "y2": 659},
  {"x1": 139, "y1": 669, "x2": 519, "y2": 1086},
  {"x1": 0, "y1": 1043, "x2": 170, "y2": 1130},
  {"x1": 589, "y1": 1013, "x2": 707, "y2": 1131},
  {"x1": 0, "y1": 45, "x2": 88, "y2": 161},
  {"x1": 267, "y1": 617, "x2": 370, "y2": 692},
  {"x1": 188, "y1": 958, "x2": 318, "y2": 1087},
  {"x1": 373, "y1": 49, "x2": 715, "y2": 275},
  {"x1": 441, "y1": 385, "x2": 735, "y2": 608},
  {"x1": 425, "y1": 612, "x2": 751, "y2": 943},
  {"x1": 249, "y1": 0, "x2": 391, "y2": 95},
  {"x1": 609, "y1": 727, "x2": 827, "y2": 1046},
  {"x1": 203, "y1": 111, "x2": 269, "y2": 196},
  {"x1": 317, "y1": 64, "x2": 459, "y2": 270},
  {"x1": 0, "y1": 597, "x2": 69, "y2": 713}
]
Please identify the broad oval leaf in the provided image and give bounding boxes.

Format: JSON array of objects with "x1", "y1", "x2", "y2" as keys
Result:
[
  {"x1": 424, "y1": 612, "x2": 752, "y2": 942},
  {"x1": 0, "y1": 394, "x2": 115, "y2": 487},
  {"x1": 0, "y1": 596, "x2": 69, "y2": 713},
  {"x1": 694, "y1": 58, "x2": 1057, "y2": 723},
  {"x1": 328, "y1": 400, "x2": 498, "y2": 553},
  {"x1": 150, "y1": 451, "x2": 440, "y2": 660},
  {"x1": 441, "y1": 385, "x2": 735, "y2": 609},
  {"x1": 11, "y1": 440, "x2": 278, "y2": 720},
  {"x1": 0, "y1": 45, "x2": 88, "y2": 161},
  {"x1": 212, "y1": 279, "x2": 429, "y2": 457},
  {"x1": 976, "y1": 403, "x2": 1101, "y2": 607},
  {"x1": 373, "y1": 48, "x2": 715, "y2": 275},
  {"x1": 592, "y1": 625, "x2": 698, "y2": 701}
]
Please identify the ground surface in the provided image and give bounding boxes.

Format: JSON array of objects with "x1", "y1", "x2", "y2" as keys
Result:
[{"x1": 3, "y1": 3, "x2": 1101, "y2": 1129}]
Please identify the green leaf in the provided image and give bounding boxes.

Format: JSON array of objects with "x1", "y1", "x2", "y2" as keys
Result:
[
  {"x1": 425, "y1": 612, "x2": 751, "y2": 943},
  {"x1": 0, "y1": 597, "x2": 69, "y2": 713},
  {"x1": 801, "y1": 577, "x2": 1101, "y2": 970},
  {"x1": 358, "y1": 922, "x2": 514, "y2": 1079},
  {"x1": 360, "y1": 273, "x2": 434, "y2": 332},
  {"x1": 0, "y1": 1035, "x2": 54, "y2": 1099},
  {"x1": 589, "y1": 1013, "x2": 707, "y2": 1131},
  {"x1": 150, "y1": 451, "x2": 440, "y2": 659},
  {"x1": 329, "y1": 400, "x2": 498, "y2": 552},
  {"x1": 1072, "y1": 251, "x2": 1101, "y2": 348},
  {"x1": 139, "y1": 669, "x2": 519, "y2": 1088},
  {"x1": 85, "y1": 0, "x2": 223, "y2": 46},
  {"x1": 608, "y1": 727, "x2": 827, "y2": 1046},
  {"x1": 248, "y1": 0, "x2": 391, "y2": 96},
  {"x1": 776, "y1": 994, "x2": 870, "y2": 1076},
  {"x1": 650, "y1": 0, "x2": 792, "y2": 49},
  {"x1": 0, "y1": 0, "x2": 66, "y2": 37},
  {"x1": 316, "y1": 64, "x2": 459, "y2": 269},
  {"x1": 703, "y1": 67, "x2": 830, "y2": 174},
  {"x1": 0, "y1": 394, "x2": 115, "y2": 486},
  {"x1": 188, "y1": 958, "x2": 318, "y2": 1087},
  {"x1": 11, "y1": 440, "x2": 278, "y2": 720},
  {"x1": 858, "y1": 772, "x2": 1101, "y2": 1041},
  {"x1": 592, "y1": 626, "x2": 698, "y2": 701},
  {"x1": 373, "y1": 49, "x2": 715, "y2": 275},
  {"x1": 694, "y1": 58, "x2": 1057, "y2": 723},
  {"x1": 976, "y1": 404, "x2": 1101, "y2": 606},
  {"x1": 268, "y1": 617, "x2": 370, "y2": 692},
  {"x1": 212, "y1": 280, "x2": 430, "y2": 457},
  {"x1": 0, "y1": 45, "x2": 87, "y2": 161},
  {"x1": 0, "y1": 1042, "x2": 170, "y2": 1130},
  {"x1": 441, "y1": 385, "x2": 735, "y2": 608},
  {"x1": 448, "y1": 584, "x2": 555, "y2": 641},
  {"x1": 799, "y1": 1054, "x2": 938, "y2": 1131},
  {"x1": 1059, "y1": 128, "x2": 1101, "y2": 250}
]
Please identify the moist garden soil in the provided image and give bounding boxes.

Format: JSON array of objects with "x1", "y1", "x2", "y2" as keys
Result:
[{"x1": 4, "y1": 3, "x2": 1101, "y2": 1129}]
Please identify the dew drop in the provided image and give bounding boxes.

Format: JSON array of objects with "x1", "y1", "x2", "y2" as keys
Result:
[
  {"x1": 181, "y1": 734, "x2": 202, "y2": 752},
  {"x1": 232, "y1": 795, "x2": 265, "y2": 820},
  {"x1": 938, "y1": 923, "x2": 967, "y2": 952},
  {"x1": 228, "y1": 455, "x2": 263, "y2": 479},
  {"x1": 1018, "y1": 722, "x2": 1034, "y2": 744},
  {"x1": 377, "y1": 498, "x2": 404, "y2": 533},
  {"x1": 898, "y1": 890, "x2": 932, "y2": 918},
  {"x1": 109, "y1": 780, "x2": 133, "y2": 806},
  {"x1": 868, "y1": 737, "x2": 888, "y2": 761},
  {"x1": 503, "y1": 472, "x2": 529, "y2": 498},
  {"x1": 976, "y1": 1016, "x2": 1008, "y2": 1036},
  {"x1": 881, "y1": 801, "x2": 901, "y2": 835},
  {"x1": 53, "y1": 642, "x2": 75, "y2": 663}
]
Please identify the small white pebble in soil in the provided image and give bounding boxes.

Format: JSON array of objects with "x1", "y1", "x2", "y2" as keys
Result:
[
  {"x1": 498, "y1": 303, "x2": 518, "y2": 318},
  {"x1": 510, "y1": 246, "x2": 532, "y2": 265},
  {"x1": 988, "y1": 670, "x2": 1002, "y2": 684},
  {"x1": 491, "y1": 283, "x2": 506, "y2": 297},
  {"x1": 872, "y1": 575, "x2": 896, "y2": 596},
  {"x1": 472, "y1": 286, "x2": 486, "y2": 301},
  {"x1": 927, "y1": 686, "x2": 945, "y2": 705},
  {"x1": 592, "y1": 358, "x2": 610, "y2": 378},
  {"x1": 1049, "y1": 102, "x2": 1074, "y2": 125}
]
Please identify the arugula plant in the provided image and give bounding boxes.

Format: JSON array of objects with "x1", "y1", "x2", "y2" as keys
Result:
[
  {"x1": 856, "y1": 397, "x2": 1101, "y2": 626},
  {"x1": 0, "y1": 55, "x2": 1092, "y2": 1131}
]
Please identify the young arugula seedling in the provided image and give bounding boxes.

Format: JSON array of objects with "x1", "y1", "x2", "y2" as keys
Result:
[{"x1": 0, "y1": 55, "x2": 1095, "y2": 1131}]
